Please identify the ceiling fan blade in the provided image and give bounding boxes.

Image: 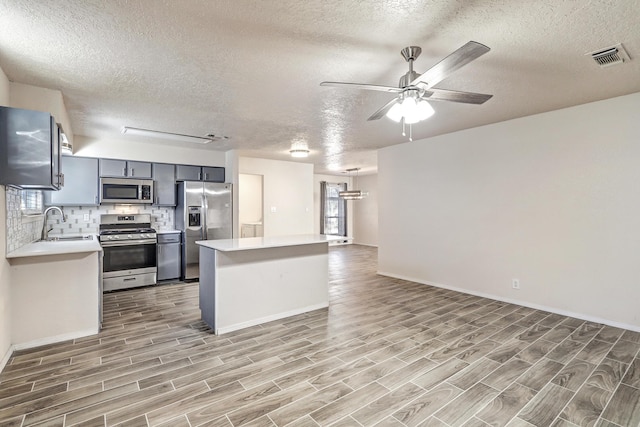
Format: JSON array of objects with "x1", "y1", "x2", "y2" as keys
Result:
[
  {"x1": 410, "y1": 41, "x2": 490, "y2": 89},
  {"x1": 367, "y1": 98, "x2": 399, "y2": 121},
  {"x1": 320, "y1": 82, "x2": 402, "y2": 93},
  {"x1": 423, "y1": 88, "x2": 493, "y2": 104}
]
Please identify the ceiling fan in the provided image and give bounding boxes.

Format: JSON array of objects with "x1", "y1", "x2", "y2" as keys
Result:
[{"x1": 320, "y1": 41, "x2": 493, "y2": 140}]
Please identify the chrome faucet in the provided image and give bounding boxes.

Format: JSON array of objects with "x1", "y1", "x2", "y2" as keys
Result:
[{"x1": 41, "y1": 206, "x2": 65, "y2": 241}]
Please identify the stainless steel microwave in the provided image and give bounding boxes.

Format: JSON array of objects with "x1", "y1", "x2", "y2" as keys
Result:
[{"x1": 100, "y1": 178, "x2": 153, "y2": 204}]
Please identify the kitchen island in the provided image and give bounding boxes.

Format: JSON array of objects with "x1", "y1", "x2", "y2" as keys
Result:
[{"x1": 196, "y1": 234, "x2": 338, "y2": 335}]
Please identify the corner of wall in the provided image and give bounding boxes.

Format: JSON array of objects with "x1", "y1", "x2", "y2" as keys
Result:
[{"x1": 0, "y1": 186, "x2": 14, "y2": 371}]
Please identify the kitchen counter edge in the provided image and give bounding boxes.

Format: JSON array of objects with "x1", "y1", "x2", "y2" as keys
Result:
[
  {"x1": 6, "y1": 236, "x2": 102, "y2": 259},
  {"x1": 196, "y1": 234, "x2": 342, "y2": 252}
]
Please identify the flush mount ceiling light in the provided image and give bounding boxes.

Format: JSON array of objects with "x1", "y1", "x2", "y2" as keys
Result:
[
  {"x1": 289, "y1": 148, "x2": 310, "y2": 158},
  {"x1": 339, "y1": 168, "x2": 368, "y2": 200},
  {"x1": 122, "y1": 127, "x2": 213, "y2": 144}
]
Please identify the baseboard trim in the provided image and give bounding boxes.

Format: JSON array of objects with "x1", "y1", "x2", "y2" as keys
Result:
[
  {"x1": 11, "y1": 329, "x2": 100, "y2": 352},
  {"x1": 352, "y1": 242, "x2": 378, "y2": 248},
  {"x1": 377, "y1": 270, "x2": 640, "y2": 333},
  {"x1": 0, "y1": 345, "x2": 12, "y2": 373},
  {"x1": 215, "y1": 303, "x2": 329, "y2": 335}
]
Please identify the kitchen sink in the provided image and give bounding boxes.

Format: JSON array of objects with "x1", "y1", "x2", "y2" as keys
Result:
[{"x1": 44, "y1": 235, "x2": 94, "y2": 242}]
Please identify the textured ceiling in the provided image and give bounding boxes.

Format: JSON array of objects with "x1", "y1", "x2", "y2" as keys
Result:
[{"x1": 1, "y1": 0, "x2": 639, "y2": 174}]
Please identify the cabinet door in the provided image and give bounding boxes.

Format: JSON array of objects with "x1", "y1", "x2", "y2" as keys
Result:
[
  {"x1": 201, "y1": 166, "x2": 225, "y2": 182},
  {"x1": 127, "y1": 161, "x2": 152, "y2": 178},
  {"x1": 176, "y1": 164, "x2": 201, "y2": 181},
  {"x1": 157, "y1": 241, "x2": 181, "y2": 281},
  {"x1": 99, "y1": 159, "x2": 127, "y2": 177},
  {"x1": 152, "y1": 163, "x2": 176, "y2": 206},
  {"x1": 45, "y1": 156, "x2": 99, "y2": 206},
  {"x1": 0, "y1": 107, "x2": 61, "y2": 190}
]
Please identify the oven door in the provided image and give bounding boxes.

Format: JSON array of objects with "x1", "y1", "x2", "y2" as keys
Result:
[{"x1": 101, "y1": 239, "x2": 157, "y2": 278}]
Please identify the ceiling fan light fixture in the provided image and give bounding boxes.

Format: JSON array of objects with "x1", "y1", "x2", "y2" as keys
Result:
[{"x1": 386, "y1": 102, "x2": 404, "y2": 122}]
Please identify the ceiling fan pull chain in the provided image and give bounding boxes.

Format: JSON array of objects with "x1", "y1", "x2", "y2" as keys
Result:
[
  {"x1": 409, "y1": 123, "x2": 413, "y2": 142},
  {"x1": 402, "y1": 118, "x2": 406, "y2": 137}
]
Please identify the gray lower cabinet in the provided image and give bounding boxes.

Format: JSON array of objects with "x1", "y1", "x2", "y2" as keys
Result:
[
  {"x1": 157, "y1": 232, "x2": 181, "y2": 281},
  {"x1": 45, "y1": 156, "x2": 99, "y2": 206},
  {"x1": 152, "y1": 163, "x2": 176, "y2": 206}
]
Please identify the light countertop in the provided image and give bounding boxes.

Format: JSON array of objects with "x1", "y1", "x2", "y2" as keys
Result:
[
  {"x1": 196, "y1": 234, "x2": 342, "y2": 252},
  {"x1": 7, "y1": 235, "x2": 102, "y2": 259}
]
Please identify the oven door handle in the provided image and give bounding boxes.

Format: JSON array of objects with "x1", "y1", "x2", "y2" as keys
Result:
[{"x1": 100, "y1": 239, "x2": 157, "y2": 247}]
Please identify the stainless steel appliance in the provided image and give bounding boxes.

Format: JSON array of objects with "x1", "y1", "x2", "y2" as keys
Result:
[
  {"x1": 100, "y1": 178, "x2": 153, "y2": 204},
  {"x1": 176, "y1": 181, "x2": 232, "y2": 280},
  {"x1": 99, "y1": 214, "x2": 157, "y2": 291}
]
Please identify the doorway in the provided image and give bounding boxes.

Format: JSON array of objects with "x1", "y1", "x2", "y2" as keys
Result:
[{"x1": 239, "y1": 173, "x2": 264, "y2": 237}]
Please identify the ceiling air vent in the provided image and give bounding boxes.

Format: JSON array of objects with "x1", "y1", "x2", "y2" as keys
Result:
[{"x1": 587, "y1": 43, "x2": 630, "y2": 68}]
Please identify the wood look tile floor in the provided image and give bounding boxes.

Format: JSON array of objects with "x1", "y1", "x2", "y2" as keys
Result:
[{"x1": 2, "y1": 245, "x2": 640, "y2": 427}]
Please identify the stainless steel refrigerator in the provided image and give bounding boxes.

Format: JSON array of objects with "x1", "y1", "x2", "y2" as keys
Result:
[{"x1": 176, "y1": 181, "x2": 233, "y2": 280}]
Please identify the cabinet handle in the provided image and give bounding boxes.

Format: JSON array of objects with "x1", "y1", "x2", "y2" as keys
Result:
[
  {"x1": 204, "y1": 173, "x2": 208, "y2": 181},
  {"x1": 123, "y1": 167, "x2": 127, "y2": 177},
  {"x1": 198, "y1": 171, "x2": 202, "y2": 180},
  {"x1": 131, "y1": 168, "x2": 135, "y2": 177}
]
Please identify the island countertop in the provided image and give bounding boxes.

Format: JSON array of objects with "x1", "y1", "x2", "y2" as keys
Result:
[{"x1": 196, "y1": 234, "x2": 341, "y2": 252}]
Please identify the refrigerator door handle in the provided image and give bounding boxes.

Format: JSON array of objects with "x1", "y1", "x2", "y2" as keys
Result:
[{"x1": 202, "y1": 190, "x2": 208, "y2": 240}]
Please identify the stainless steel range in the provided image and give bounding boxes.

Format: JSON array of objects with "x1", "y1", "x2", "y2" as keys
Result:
[{"x1": 99, "y1": 214, "x2": 157, "y2": 291}]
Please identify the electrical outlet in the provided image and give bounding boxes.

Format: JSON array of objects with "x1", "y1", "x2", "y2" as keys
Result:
[
  {"x1": 512, "y1": 279, "x2": 520, "y2": 289},
  {"x1": 83, "y1": 213, "x2": 90, "y2": 222}
]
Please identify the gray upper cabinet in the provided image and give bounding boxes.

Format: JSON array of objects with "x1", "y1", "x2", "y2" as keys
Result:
[
  {"x1": 0, "y1": 106, "x2": 62, "y2": 190},
  {"x1": 176, "y1": 164, "x2": 225, "y2": 182},
  {"x1": 45, "y1": 156, "x2": 99, "y2": 206},
  {"x1": 175, "y1": 164, "x2": 201, "y2": 181},
  {"x1": 152, "y1": 163, "x2": 176, "y2": 206},
  {"x1": 100, "y1": 159, "x2": 152, "y2": 178},
  {"x1": 202, "y1": 166, "x2": 225, "y2": 182}
]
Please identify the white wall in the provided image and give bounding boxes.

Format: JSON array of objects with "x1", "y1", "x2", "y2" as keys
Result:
[
  {"x1": 313, "y1": 174, "x2": 353, "y2": 238},
  {"x1": 379, "y1": 92, "x2": 640, "y2": 330},
  {"x1": 10, "y1": 82, "x2": 74, "y2": 145},
  {"x1": 352, "y1": 174, "x2": 378, "y2": 247},
  {"x1": 74, "y1": 134, "x2": 227, "y2": 167},
  {"x1": 0, "y1": 65, "x2": 12, "y2": 369},
  {"x1": 239, "y1": 157, "x2": 314, "y2": 237}
]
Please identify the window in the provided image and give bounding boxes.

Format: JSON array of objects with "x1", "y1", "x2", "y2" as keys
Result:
[
  {"x1": 20, "y1": 190, "x2": 43, "y2": 215},
  {"x1": 320, "y1": 181, "x2": 347, "y2": 236}
]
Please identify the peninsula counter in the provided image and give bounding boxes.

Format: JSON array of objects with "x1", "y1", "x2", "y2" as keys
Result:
[{"x1": 196, "y1": 234, "x2": 338, "y2": 335}]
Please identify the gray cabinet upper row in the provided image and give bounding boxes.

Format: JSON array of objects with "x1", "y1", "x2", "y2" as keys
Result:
[
  {"x1": 44, "y1": 156, "x2": 225, "y2": 207},
  {"x1": 100, "y1": 159, "x2": 152, "y2": 178}
]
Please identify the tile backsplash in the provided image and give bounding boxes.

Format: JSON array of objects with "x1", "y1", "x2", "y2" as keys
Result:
[
  {"x1": 5, "y1": 187, "x2": 175, "y2": 253},
  {"x1": 45, "y1": 205, "x2": 175, "y2": 236},
  {"x1": 5, "y1": 187, "x2": 44, "y2": 253}
]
